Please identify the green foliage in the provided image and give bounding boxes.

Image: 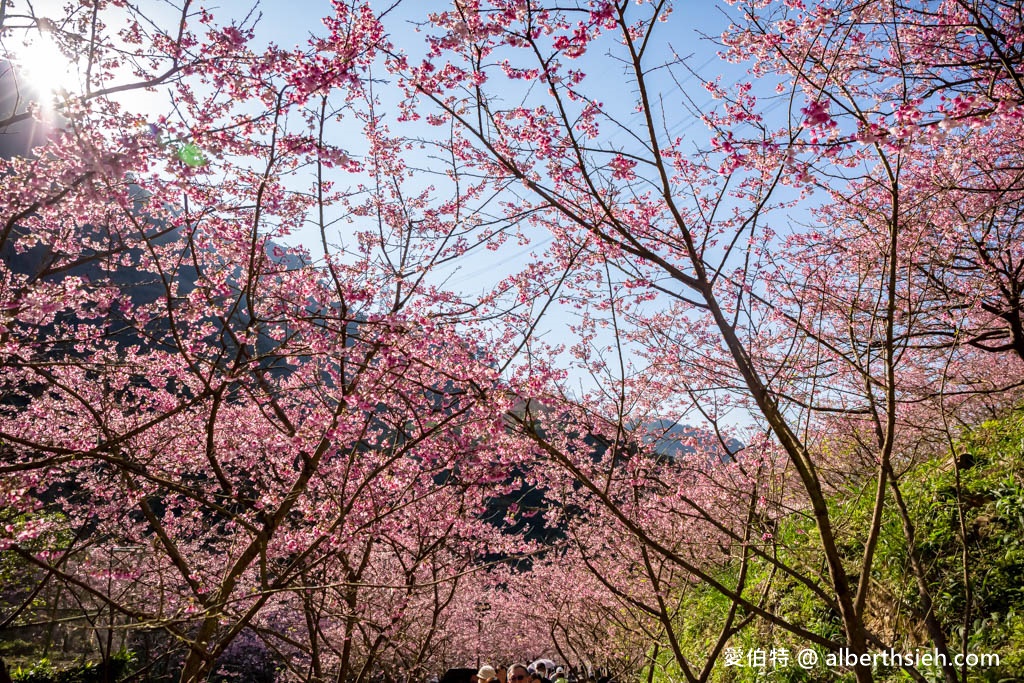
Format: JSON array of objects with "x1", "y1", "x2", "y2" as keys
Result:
[
  {"x1": 0, "y1": 511, "x2": 77, "y2": 659},
  {"x1": 0, "y1": 511, "x2": 74, "y2": 581},
  {"x1": 11, "y1": 650, "x2": 134, "y2": 683},
  {"x1": 657, "y1": 411, "x2": 1024, "y2": 682}
]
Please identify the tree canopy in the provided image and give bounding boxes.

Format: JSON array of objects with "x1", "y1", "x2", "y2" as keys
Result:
[{"x1": 2, "y1": 1, "x2": 1023, "y2": 682}]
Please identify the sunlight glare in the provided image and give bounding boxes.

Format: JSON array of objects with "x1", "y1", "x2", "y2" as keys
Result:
[{"x1": 11, "y1": 33, "x2": 80, "y2": 105}]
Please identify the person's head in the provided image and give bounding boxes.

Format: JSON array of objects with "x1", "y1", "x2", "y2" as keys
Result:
[
  {"x1": 507, "y1": 664, "x2": 529, "y2": 683},
  {"x1": 535, "y1": 664, "x2": 547, "y2": 679},
  {"x1": 478, "y1": 666, "x2": 498, "y2": 683}
]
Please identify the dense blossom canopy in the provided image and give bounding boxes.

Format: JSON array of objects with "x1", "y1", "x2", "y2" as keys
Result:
[{"x1": 1, "y1": 1, "x2": 1023, "y2": 682}]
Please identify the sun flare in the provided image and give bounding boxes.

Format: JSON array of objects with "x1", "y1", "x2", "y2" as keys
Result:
[{"x1": 9, "y1": 33, "x2": 80, "y2": 103}]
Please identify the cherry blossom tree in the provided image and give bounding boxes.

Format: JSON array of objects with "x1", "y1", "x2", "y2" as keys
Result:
[
  {"x1": 3, "y1": 1, "x2": 1024, "y2": 682},
  {"x1": 0, "y1": 2, "x2": 537, "y2": 681},
  {"x1": 389, "y1": 1, "x2": 1024, "y2": 682}
]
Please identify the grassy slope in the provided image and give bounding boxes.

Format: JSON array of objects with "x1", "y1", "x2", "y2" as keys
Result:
[{"x1": 649, "y1": 411, "x2": 1024, "y2": 683}]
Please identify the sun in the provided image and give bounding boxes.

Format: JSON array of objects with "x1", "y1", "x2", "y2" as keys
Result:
[{"x1": 8, "y1": 31, "x2": 80, "y2": 104}]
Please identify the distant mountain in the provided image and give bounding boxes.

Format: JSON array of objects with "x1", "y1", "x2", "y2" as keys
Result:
[{"x1": 641, "y1": 419, "x2": 743, "y2": 463}]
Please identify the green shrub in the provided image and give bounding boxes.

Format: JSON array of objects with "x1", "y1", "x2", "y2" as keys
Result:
[
  {"x1": 657, "y1": 410, "x2": 1024, "y2": 682},
  {"x1": 11, "y1": 650, "x2": 134, "y2": 683}
]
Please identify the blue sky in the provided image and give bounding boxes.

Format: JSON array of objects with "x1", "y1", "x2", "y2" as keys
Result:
[{"x1": 4, "y1": 0, "x2": 772, "y2": 428}]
